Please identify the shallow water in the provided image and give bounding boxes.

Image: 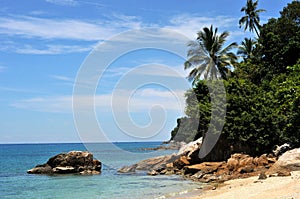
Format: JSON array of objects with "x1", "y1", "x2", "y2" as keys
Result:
[{"x1": 0, "y1": 143, "x2": 202, "y2": 199}]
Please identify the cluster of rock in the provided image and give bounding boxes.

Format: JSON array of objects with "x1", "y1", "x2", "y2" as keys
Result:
[
  {"x1": 27, "y1": 151, "x2": 101, "y2": 175},
  {"x1": 119, "y1": 140, "x2": 300, "y2": 183},
  {"x1": 140, "y1": 141, "x2": 186, "y2": 151}
]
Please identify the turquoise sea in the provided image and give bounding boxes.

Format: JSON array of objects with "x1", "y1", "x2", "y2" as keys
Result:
[{"x1": 0, "y1": 142, "x2": 201, "y2": 199}]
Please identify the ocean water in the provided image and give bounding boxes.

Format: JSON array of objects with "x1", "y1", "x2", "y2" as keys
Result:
[{"x1": 0, "y1": 142, "x2": 202, "y2": 199}]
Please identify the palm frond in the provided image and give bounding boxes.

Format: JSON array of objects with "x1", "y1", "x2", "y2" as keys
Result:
[{"x1": 184, "y1": 25, "x2": 238, "y2": 83}]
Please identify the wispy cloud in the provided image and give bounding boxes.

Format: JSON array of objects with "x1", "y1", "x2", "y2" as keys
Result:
[
  {"x1": 15, "y1": 44, "x2": 93, "y2": 54},
  {"x1": 0, "y1": 16, "x2": 111, "y2": 41},
  {"x1": 166, "y1": 14, "x2": 242, "y2": 41},
  {"x1": 45, "y1": 0, "x2": 78, "y2": 6},
  {"x1": 29, "y1": 10, "x2": 48, "y2": 16},
  {"x1": 0, "y1": 15, "x2": 141, "y2": 41},
  {"x1": 51, "y1": 75, "x2": 74, "y2": 82},
  {"x1": 0, "y1": 86, "x2": 42, "y2": 93},
  {"x1": 11, "y1": 88, "x2": 186, "y2": 113},
  {"x1": 0, "y1": 13, "x2": 244, "y2": 55},
  {"x1": 103, "y1": 67, "x2": 132, "y2": 78}
]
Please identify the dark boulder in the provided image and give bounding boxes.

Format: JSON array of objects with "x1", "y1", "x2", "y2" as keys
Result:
[{"x1": 27, "y1": 151, "x2": 101, "y2": 175}]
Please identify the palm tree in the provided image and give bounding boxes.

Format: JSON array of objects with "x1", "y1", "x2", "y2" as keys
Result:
[
  {"x1": 184, "y1": 25, "x2": 237, "y2": 84},
  {"x1": 237, "y1": 38, "x2": 257, "y2": 61},
  {"x1": 239, "y1": 0, "x2": 265, "y2": 37}
]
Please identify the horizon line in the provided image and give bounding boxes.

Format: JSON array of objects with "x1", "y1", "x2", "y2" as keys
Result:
[{"x1": 0, "y1": 140, "x2": 168, "y2": 145}]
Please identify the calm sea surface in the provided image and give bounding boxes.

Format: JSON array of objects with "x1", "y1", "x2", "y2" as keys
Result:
[{"x1": 0, "y1": 142, "x2": 202, "y2": 199}]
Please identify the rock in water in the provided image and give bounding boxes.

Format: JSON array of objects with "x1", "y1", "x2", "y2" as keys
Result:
[
  {"x1": 27, "y1": 151, "x2": 101, "y2": 175},
  {"x1": 118, "y1": 154, "x2": 179, "y2": 173}
]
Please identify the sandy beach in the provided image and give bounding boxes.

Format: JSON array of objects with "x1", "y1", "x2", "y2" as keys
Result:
[{"x1": 173, "y1": 171, "x2": 300, "y2": 199}]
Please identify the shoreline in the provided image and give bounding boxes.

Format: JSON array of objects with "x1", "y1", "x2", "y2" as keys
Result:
[{"x1": 169, "y1": 171, "x2": 300, "y2": 199}]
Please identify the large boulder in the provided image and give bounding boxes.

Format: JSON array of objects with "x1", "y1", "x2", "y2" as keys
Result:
[
  {"x1": 175, "y1": 137, "x2": 203, "y2": 166},
  {"x1": 177, "y1": 137, "x2": 202, "y2": 157},
  {"x1": 27, "y1": 151, "x2": 101, "y2": 175},
  {"x1": 183, "y1": 162, "x2": 225, "y2": 175},
  {"x1": 268, "y1": 148, "x2": 300, "y2": 175}
]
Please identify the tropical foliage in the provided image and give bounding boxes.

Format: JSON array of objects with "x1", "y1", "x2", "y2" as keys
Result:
[
  {"x1": 239, "y1": 0, "x2": 265, "y2": 36},
  {"x1": 237, "y1": 38, "x2": 257, "y2": 61},
  {"x1": 184, "y1": 25, "x2": 237, "y2": 83},
  {"x1": 171, "y1": 1, "x2": 300, "y2": 160}
]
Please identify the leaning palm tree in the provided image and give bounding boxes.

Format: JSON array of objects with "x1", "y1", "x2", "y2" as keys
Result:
[
  {"x1": 237, "y1": 37, "x2": 257, "y2": 61},
  {"x1": 239, "y1": 0, "x2": 265, "y2": 37},
  {"x1": 184, "y1": 25, "x2": 237, "y2": 84}
]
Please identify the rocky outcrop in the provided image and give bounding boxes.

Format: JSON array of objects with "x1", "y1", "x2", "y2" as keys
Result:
[
  {"x1": 119, "y1": 139, "x2": 202, "y2": 175},
  {"x1": 267, "y1": 148, "x2": 300, "y2": 176},
  {"x1": 177, "y1": 137, "x2": 202, "y2": 157},
  {"x1": 27, "y1": 151, "x2": 101, "y2": 175},
  {"x1": 118, "y1": 154, "x2": 179, "y2": 173},
  {"x1": 182, "y1": 153, "x2": 276, "y2": 183},
  {"x1": 119, "y1": 151, "x2": 277, "y2": 183},
  {"x1": 140, "y1": 141, "x2": 186, "y2": 151},
  {"x1": 119, "y1": 142, "x2": 300, "y2": 183}
]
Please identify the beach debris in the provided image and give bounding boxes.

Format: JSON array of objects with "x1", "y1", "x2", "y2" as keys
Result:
[{"x1": 27, "y1": 151, "x2": 101, "y2": 175}]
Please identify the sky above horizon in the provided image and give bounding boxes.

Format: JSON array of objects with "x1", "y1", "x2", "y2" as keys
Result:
[{"x1": 0, "y1": 0, "x2": 292, "y2": 143}]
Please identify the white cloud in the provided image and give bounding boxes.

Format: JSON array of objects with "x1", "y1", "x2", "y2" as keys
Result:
[
  {"x1": 132, "y1": 64, "x2": 187, "y2": 78},
  {"x1": 0, "y1": 13, "x2": 244, "y2": 55},
  {"x1": 15, "y1": 44, "x2": 93, "y2": 54},
  {"x1": 0, "y1": 14, "x2": 239, "y2": 42},
  {"x1": 11, "y1": 96, "x2": 73, "y2": 113},
  {"x1": 11, "y1": 88, "x2": 186, "y2": 113},
  {"x1": 0, "y1": 16, "x2": 112, "y2": 41},
  {"x1": 108, "y1": 13, "x2": 142, "y2": 30},
  {"x1": 51, "y1": 75, "x2": 74, "y2": 82},
  {"x1": 29, "y1": 10, "x2": 47, "y2": 16},
  {"x1": 0, "y1": 15, "x2": 142, "y2": 41},
  {"x1": 166, "y1": 14, "x2": 242, "y2": 41},
  {"x1": 103, "y1": 64, "x2": 187, "y2": 79},
  {"x1": 45, "y1": 0, "x2": 78, "y2": 6},
  {"x1": 0, "y1": 86, "x2": 41, "y2": 93}
]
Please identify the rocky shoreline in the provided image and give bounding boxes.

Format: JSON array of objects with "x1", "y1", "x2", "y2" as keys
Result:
[
  {"x1": 119, "y1": 142, "x2": 300, "y2": 184},
  {"x1": 26, "y1": 143, "x2": 300, "y2": 198}
]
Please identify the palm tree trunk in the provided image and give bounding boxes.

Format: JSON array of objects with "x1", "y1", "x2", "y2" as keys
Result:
[{"x1": 254, "y1": 25, "x2": 260, "y2": 37}]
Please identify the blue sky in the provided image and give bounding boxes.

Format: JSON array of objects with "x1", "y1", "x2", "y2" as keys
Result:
[{"x1": 0, "y1": 0, "x2": 292, "y2": 143}]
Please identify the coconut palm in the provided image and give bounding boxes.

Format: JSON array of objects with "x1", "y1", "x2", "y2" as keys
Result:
[
  {"x1": 184, "y1": 25, "x2": 238, "y2": 84},
  {"x1": 237, "y1": 37, "x2": 257, "y2": 61},
  {"x1": 239, "y1": 0, "x2": 265, "y2": 37}
]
